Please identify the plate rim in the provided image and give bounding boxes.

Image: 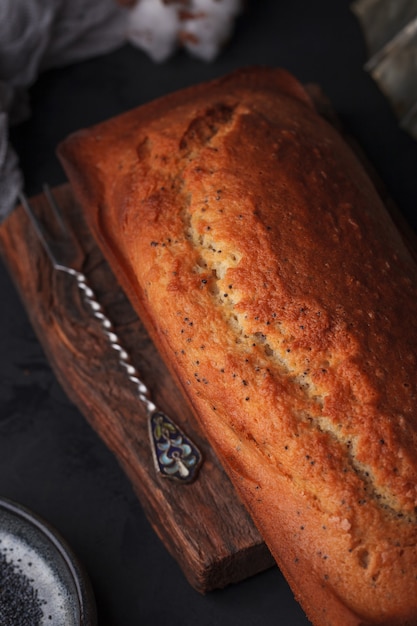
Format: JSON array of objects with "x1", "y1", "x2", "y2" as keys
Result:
[{"x1": 0, "y1": 496, "x2": 97, "y2": 626}]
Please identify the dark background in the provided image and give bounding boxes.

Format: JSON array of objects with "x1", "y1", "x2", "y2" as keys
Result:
[{"x1": 2, "y1": 1, "x2": 417, "y2": 624}]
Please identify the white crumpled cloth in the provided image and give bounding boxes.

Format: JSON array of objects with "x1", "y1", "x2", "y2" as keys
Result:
[{"x1": 0, "y1": 0, "x2": 244, "y2": 221}]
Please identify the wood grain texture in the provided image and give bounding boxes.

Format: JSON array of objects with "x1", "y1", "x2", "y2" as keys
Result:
[{"x1": 0, "y1": 184, "x2": 274, "y2": 592}]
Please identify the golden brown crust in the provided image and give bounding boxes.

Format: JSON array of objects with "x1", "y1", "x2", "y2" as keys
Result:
[{"x1": 58, "y1": 67, "x2": 417, "y2": 626}]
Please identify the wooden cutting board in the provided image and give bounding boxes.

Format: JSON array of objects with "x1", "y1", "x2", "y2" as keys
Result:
[{"x1": 0, "y1": 184, "x2": 274, "y2": 593}]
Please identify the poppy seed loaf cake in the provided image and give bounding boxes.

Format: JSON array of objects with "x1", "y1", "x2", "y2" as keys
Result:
[{"x1": 58, "y1": 67, "x2": 417, "y2": 626}]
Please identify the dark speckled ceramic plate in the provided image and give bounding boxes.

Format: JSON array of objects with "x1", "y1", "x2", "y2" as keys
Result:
[{"x1": 0, "y1": 497, "x2": 97, "y2": 626}]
